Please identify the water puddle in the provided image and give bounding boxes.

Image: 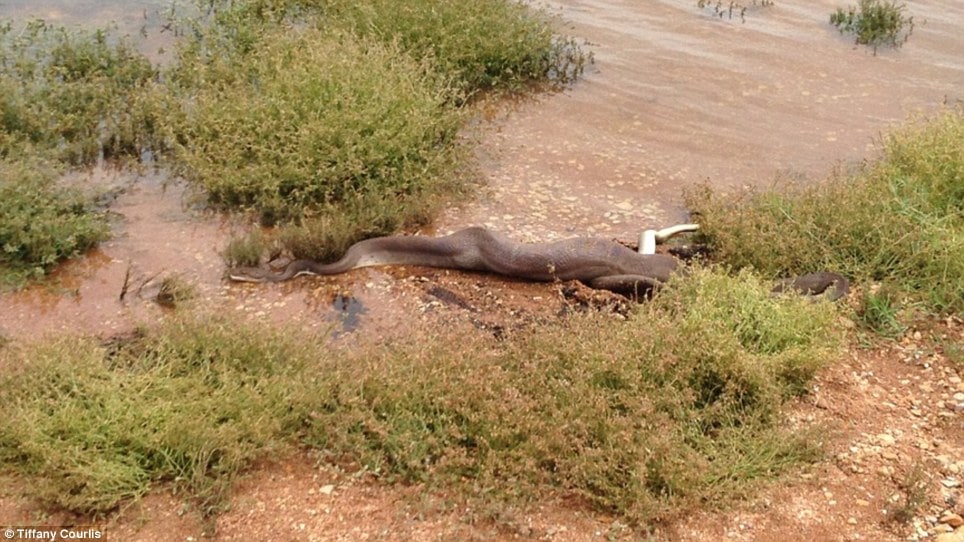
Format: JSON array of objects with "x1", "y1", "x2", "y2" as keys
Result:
[
  {"x1": 0, "y1": 170, "x2": 228, "y2": 338},
  {"x1": 438, "y1": 0, "x2": 963, "y2": 242},
  {"x1": 327, "y1": 294, "x2": 367, "y2": 337}
]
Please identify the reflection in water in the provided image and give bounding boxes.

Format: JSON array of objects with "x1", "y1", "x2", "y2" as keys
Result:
[
  {"x1": 0, "y1": 0, "x2": 180, "y2": 63},
  {"x1": 328, "y1": 294, "x2": 366, "y2": 337}
]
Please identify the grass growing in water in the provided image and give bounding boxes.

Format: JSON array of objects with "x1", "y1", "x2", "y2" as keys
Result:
[
  {"x1": 830, "y1": 0, "x2": 913, "y2": 53},
  {"x1": 0, "y1": 20, "x2": 162, "y2": 164},
  {"x1": 165, "y1": 0, "x2": 588, "y2": 257},
  {"x1": 0, "y1": 20, "x2": 166, "y2": 285},
  {"x1": 0, "y1": 268, "x2": 841, "y2": 524},
  {"x1": 697, "y1": 0, "x2": 774, "y2": 23},
  {"x1": 686, "y1": 108, "x2": 963, "y2": 316},
  {"x1": 320, "y1": 0, "x2": 590, "y2": 96},
  {"x1": 0, "y1": 0, "x2": 588, "y2": 282}
]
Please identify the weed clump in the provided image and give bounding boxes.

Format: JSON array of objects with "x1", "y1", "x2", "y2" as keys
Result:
[
  {"x1": 685, "y1": 108, "x2": 963, "y2": 315},
  {"x1": 830, "y1": 0, "x2": 913, "y2": 53},
  {"x1": 165, "y1": 25, "x2": 465, "y2": 227},
  {"x1": 0, "y1": 269, "x2": 840, "y2": 524},
  {"x1": 0, "y1": 20, "x2": 162, "y2": 164},
  {"x1": 321, "y1": 0, "x2": 590, "y2": 95},
  {"x1": 0, "y1": 158, "x2": 109, "y2": 287},
  {"x1": 0, "y1": 317, "x2": 316, "y2": 515}
]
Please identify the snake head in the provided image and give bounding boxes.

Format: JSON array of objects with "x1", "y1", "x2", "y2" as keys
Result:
[{"x1": 227, "y1": 267, "x2": 269, "y2": 283}]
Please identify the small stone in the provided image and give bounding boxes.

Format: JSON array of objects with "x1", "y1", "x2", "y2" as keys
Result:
[
  {"x1": 319, "y1": 484, "x2": 335, "y2": 495},
  {"x1": 940, "y1": 513, "x2": 964, "y2": 528},
  {"x1": 935, "y1": 531, "x2": 964, "y2": 542},
  {"x1": 847, "y1": 517, "x2": 857, "y2": 525},
  {"x1": 878, "y1": 433, "x2": 896, "y2": 446},
  {"x1": 855, "y1": 499, "x2": 870, "y2": 507}
]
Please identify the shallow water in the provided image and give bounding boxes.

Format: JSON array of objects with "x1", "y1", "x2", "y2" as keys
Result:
[
  {"x1": 0, "y1": 0, "x2": 178, "y2": 62},
  {"x1": 0, "y1": 0, "x2": 961, "y2": 338},
  {"x1": 437, "y1": 0, "x2": 963, "y2": 239}
]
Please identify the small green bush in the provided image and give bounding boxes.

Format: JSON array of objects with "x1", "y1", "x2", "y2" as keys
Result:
[
  {"x1": 166, "y1": 25, "x2": 466, "y2": 226},
  {"x1": 830, "y1": 0, "x2": 913, "y2": 53},
  {"x1": 0, "y1": 318, "x2": 316, "y2": 514},
  {"x1": 0, "y1": 158, "x2": 109, "y2": 287},
  {"x1": 0, "y1": 20, "x2": 162, "y2": 164},
  {"x1": 321, "y1": 0, "x2": 590, "y2": 95},
  {"x1": 685, "y1": 108, "x2": 963, "y2": 314}
]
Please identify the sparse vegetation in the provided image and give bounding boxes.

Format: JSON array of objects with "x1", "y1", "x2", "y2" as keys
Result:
[
  {"x1": 697, "y1": 0, "x2": 774, "y2": 23},
  {"x1": 889, "y1": 463, "x2": 929, "y2": 524},
  {"x1": 856, "y1": 284, "x2": 907, "y2": 338},
  {"x1": 830, "y1": 0, "x2": 913, "y2": 53},
  {"x1": 0, "y1": 269, "x2": 840, "y2": 523},
  {"x1": 155, "y1": 274, "x2": 197, "y2": 308},
  {"x1": 686, "y1": 108, "x2": 964, "y2": 318}
]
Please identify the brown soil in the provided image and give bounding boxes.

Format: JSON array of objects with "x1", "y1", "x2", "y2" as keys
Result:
[{"x1": 2, "y1": 0, "x2": 963, "y2": 540}]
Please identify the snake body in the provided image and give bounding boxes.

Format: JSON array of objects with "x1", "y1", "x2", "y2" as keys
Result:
[
  {"x1": 229, "y1": 226, "x2": 679, "y2": 294},
  {"x1": 772, "y1": 271, "x2": 850, "y2": 301},
  {"x1": 229, "y1": 226, "x2": 849, "y2": 300}
]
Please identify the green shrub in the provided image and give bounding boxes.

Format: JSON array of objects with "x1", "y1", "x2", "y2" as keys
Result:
[
  {"x1": 0, "y1": 269, "x2": 840, "y2": 524},
  {"x1": 830, "y1": 0, "x2": 913, "y2": 53},
  {"x1": 685, "y1": 108, "x2": 963, "y2": 314},
  {"x1": 0, "y1": 20, "x2": 162, "y2": 164},
  {"x1": 302, "y1": 267, "x2": 840, "y2": 523},
  {"x1": 165, "y1": 25, "x2": 466, "y2": 226},
  {"x1": 321, "y1": 0, "x2": 590, "y2": 95},
  {"x1": 0, "y1": 317, "x2": 317, "y2": 514},
  {"x1": 189, "y1": 0, "x2": 589, "y2": 96},
  {"x1": 0, "y1": 158, "x2": 109, "y2": 287}
]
